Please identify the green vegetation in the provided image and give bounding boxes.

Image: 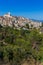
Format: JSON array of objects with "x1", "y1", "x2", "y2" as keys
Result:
[
  {"x1": 0, "y1": 25, "x2": 43, "y2": 65},
  {"x1": 42, "y1": 22, "x2": 43, "y2": 27}
]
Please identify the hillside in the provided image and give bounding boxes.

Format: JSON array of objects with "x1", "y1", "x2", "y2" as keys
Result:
[
  {"x1": 0, "y1": 25, "x2": 43, "y2": 65},
  {"x1": 0, "y1": 13, "x2": 43, "y2": 65}
]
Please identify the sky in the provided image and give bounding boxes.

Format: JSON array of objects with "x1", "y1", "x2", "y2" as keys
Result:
[{"x1": 0, "y1": 0, "x2": 43, "y2": 20}]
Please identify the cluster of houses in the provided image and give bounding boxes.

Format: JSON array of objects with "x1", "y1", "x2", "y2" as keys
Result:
[{"x1": 0, "y1": 12, "x2": 42, "y2": 29}]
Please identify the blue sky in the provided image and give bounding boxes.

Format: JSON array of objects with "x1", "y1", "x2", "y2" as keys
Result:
[{"x1": 0, "y1": 0, "x2": 43, "y2": 20}]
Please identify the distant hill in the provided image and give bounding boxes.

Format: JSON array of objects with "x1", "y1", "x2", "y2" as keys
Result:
[{"x1": 30, "y1": 19, "x2": 43, "y2": 22}]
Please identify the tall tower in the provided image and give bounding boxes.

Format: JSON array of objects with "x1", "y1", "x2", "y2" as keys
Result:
[{"x1": 8, "y1": 12, "x2": 11, "y2": 16}]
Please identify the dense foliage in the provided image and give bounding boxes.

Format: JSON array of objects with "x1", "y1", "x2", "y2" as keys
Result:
[{"x1": 0, "y1": 25, "x2": 43, "y2": 65}]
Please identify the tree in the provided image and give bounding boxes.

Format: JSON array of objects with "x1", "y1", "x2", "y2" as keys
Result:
[{"x1": 25, "y1": 23, "x2": 29, "y2": 29}]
